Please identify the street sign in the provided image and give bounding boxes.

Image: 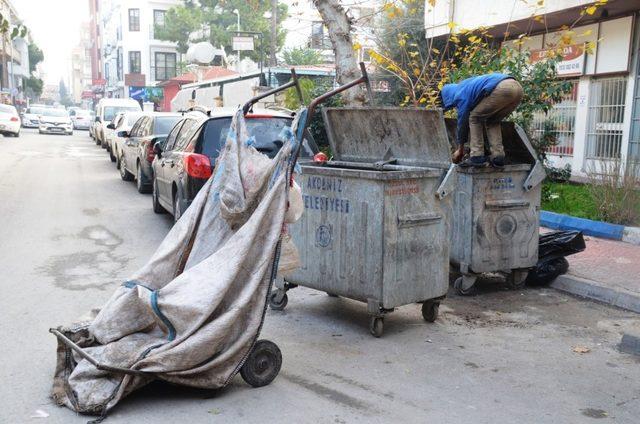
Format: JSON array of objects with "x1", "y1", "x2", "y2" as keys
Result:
[{"x1": 232, "y1": 36, "x2": 255, "y2": 51}]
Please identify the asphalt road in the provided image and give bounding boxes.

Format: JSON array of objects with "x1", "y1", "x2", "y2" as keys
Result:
[{"x1": 1, "y1": 129, "x2": 639, "y2": 423}]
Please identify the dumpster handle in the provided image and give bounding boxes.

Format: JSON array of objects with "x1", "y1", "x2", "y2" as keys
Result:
[
  {"x1": 242, "y1": 68, "x2": 303, "y2": 115},
  {"x1": 50, "y1": 328, "x2": 148, "y2": 376}
]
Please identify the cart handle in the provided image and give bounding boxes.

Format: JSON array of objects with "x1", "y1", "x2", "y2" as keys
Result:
[
  {"x1": 242, "y1": 68, "x2": 303, "y2": 115},
  {"x1": 50, "y1": 328, "x2": 148, "y2": 376}
]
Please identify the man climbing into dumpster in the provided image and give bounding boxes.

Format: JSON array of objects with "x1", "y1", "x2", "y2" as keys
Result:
[{"x1": 440, "y1": 73, "x2": 524, "y2": 168}]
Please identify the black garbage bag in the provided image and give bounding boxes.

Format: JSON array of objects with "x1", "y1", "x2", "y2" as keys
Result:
[{"x1": 526, "y1": 230, "x2": 586, "y2": 287}]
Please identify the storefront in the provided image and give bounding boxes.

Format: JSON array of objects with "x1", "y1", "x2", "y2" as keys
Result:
[{"x1": 505, "y1": 13, "x2": 638, "y2": 178}]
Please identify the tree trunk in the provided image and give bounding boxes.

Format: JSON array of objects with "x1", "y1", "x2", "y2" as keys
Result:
[
  {"x1": 270, "y1": 0, "x2": 278, "y2": 66},
  {"x1": 313, "y1": 0, "x2": 361, "y2": 105}
]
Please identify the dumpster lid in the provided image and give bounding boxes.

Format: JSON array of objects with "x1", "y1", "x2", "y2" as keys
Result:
[{"x1": 322, "y1": 107, "x2": 452, "y2": 169}]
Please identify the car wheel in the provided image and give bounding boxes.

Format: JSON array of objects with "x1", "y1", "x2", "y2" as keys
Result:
[
  {"x1": 136, "y1": 163, "x2": 151, "y2": 194},
  {"x1": 39, "y1": 130, "x2": 44, "y2": 135},
  {"x1": 152, "y1": 179, "x2": 166, "y2": 214},
  {"x1": 95, "y1": 135, "x2": 101, "y2": 145},
  {"x1": 68, "y1": 131, "x2": 73, "y2": 136},
  {"x1": 13, "y1": 132, "x2": 19, "y2": 138},
  {"x1": 119, "y1": 152, "x2": 134, "y2": 181},
  {"x1": 109, "y1": 147, "x2": 116, "y2": 163}
]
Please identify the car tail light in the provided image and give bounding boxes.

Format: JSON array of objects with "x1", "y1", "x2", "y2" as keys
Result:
[
  {"x1": 184, "y1": 153, "x2": 212, "y2": 179},
  {"x1": 145, "y1": 140, "x2": 155, "y2": 163},
  {"x1": 10, "y1": 117, "x2": 18, "y2": 122}
]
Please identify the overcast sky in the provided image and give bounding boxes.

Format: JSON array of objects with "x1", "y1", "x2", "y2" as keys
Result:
[{"x1": 14, "y1": 0, "x2": 90, "y2": 86}]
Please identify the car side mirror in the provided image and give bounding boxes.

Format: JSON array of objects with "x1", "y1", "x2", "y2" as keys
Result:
[
  {"x1": 153, "y1": 141, "x2": 163, "y2": 158},
  {"x1": 106, "y1": 123, "x2": 115, "y2": 130},
  {"x1": 95, "y1": 116, "x2": 101, "y2": 123},
  {"x1": 117, "y1": 130, "x2": 129, "y2": 138}
]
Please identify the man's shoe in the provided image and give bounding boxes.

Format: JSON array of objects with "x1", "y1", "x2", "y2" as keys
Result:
[
  {"x1": 459, "y1": 156, "x2": 488, "y2": 168},
  {"x1": 490, "y1": 155, "x2": 505, "y2": 168}
]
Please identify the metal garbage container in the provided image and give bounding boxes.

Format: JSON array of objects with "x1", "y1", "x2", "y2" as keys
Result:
[
  {"x1": 446, "y1": 119, "x2": 546, "y2": 295},
  {"x1": 269, "y1": 107, "x2": 456, "y2": 337}
]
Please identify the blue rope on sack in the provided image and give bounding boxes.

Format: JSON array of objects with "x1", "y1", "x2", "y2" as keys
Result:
[{"x1": 122, "y1": 280, "x2": 176, "y2": 341}]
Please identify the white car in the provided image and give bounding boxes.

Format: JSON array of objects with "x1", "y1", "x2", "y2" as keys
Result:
[
  {"x1": 38, "y1": 108, "x2": 73, "y2": 135},
  {"x1": 107, "y1": 111, "x2": 143, "y2": 162},
  {"x1": 21, "y1": 104, "x2": 50, "y2": 128},
  {"x1": 0, "y1": 104, "x2": 21, "y2": 137},
  {"x1": 71, "y1": 109, "x2": 93, "y2": 130},
  {"x1": 94, "y1": 98, "x2": 141, "y2": 148}
]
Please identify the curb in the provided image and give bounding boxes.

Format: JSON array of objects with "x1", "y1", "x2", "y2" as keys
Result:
[
  {"x1": 540, "y1": 211, "x2": 640, "y2": 246},
  {"x1": 551, "y1": 274, "x2": 640, "y2": 314}
]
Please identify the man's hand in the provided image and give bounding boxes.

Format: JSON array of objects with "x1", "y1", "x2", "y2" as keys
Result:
[{"x1": 452, "y1": 145, "x2": 464, "y2": 164}]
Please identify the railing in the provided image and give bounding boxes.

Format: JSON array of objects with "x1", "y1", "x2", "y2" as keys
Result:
[{"x1": 532, "y1": 80, "x2": 579, "y2": 156}]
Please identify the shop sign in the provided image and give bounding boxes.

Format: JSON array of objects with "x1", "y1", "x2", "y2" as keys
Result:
[
  {"x1": 125, "y1": 73, "x2": 146, "y2": 87},
  {"x1": 530, "y1": 44, "x2": 586, "y2": 77}
]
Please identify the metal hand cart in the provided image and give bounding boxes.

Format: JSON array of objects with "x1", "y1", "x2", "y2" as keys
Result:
[{"x1": 50, "y1": 69, "x2": 309, "y2": 390}]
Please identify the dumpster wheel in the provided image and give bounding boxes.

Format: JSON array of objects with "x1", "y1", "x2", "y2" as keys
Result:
[
  {"x1": 506, "y1": 270, "x2": 529, "y2": 290},
  {"x1": 369, "y1": 317, "x2": 384, "y2": 338},
  {"x1": 421, "y1": 300, "x2": 440, "y2": 322},
  {"x1": 268, "y1": 290, "x2": 288, "y2": 311},
  {"x1": 454, "y1": 275, "x2": 477, "y2": 296},
  {"x1": 240, "y1": 340, "x2": 282, "y2": 388}
]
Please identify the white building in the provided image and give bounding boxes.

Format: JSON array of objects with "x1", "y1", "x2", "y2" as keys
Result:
[
  {"x1": 281, "y1": 0, "x2": 381, "y2": 64},
  {"x1": 425, "y1": 0, "x2": 640, "y2": 177},
  {"x1": 1, "y1": 0, "x2": 30, "y2": 105},
  {"x1": 98, "y1": 0, "x2": 181, "y2": 99}
]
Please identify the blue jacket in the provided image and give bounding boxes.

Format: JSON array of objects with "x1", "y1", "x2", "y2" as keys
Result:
[{"x1": 441, "y1": 73, "x2": 513, "y2": 146}]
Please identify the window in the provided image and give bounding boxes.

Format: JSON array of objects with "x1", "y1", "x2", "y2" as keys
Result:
[
  {"x1": 128, "y1": 9, "x2": 140, "y2": 31},
  {"x1": 154, "y1": 116, "x2": 181, "y2": 134},
  {"x1": 155, "y1": 52, "x2": 176, "y2": 81},
  {"x1": 128, "y1": 51, "x2": 141, "y2": 74},
  {"x1": 164, "y1": 120, "x2": 185, "y2": 151},
  {"x1": 117, "y1": 48, "x2": 123, "y2": 80},
  {"x1": 174, "y1": 119, "x2": 199, "y2": 150},
  {"x1": 129, "y1": 117, "x2": 145, "y2": 136},
  {"x1": 586, "y1": 76, "x2": 628, "y2": 160},
  {"x1": 154, "y1": 10, "x2": 166, "y2": 27},
  {"x1": 532, "y1": 80, "x2": 578, "y2": 156}
]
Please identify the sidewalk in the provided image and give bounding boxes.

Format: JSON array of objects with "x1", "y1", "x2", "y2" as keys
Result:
[{"x1": 549, "y1": 232, "x2": 640, "y2": 314}]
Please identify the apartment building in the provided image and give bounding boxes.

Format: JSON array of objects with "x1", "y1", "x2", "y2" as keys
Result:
[
  {"x1": 425, "y1": 0, "x2": 640, "y2": 176},
  {"x1": 90, "y1": 0, "x2": 181, "y2": 101},
  {"x1": 0, "y1": 0, "x2": 30, "y2": 105}
]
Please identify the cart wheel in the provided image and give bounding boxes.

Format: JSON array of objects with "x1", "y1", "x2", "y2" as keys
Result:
[
  {"x1": 454, "y1": 275, "x2": 476, "y2": 296},
  {"x1": 507, "y1": 270, "x2": 528, "y2": 290},
  {"x1": 369, "y1": 317, "x2": 384, "y2": 338},
  {"x1": 326, "y1": 292, "x2": 339, "y2": 297},
  {"x1": 421, "y1": 300, "x2": 440, "y2": 322},
  {"x1": 240, "y1": 340, "x2": 282, "y2": 388},
  {"x1": 268, "y1": 290, "x2": 288, "y2": 311}
]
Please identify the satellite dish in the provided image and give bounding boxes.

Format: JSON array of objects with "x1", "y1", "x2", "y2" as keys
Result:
[{"x1": 186, "y1": 42, "x2": 216, "y2": 65}]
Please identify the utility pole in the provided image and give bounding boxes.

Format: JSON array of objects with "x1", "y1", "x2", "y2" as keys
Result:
[{"x1": 270, "y1": 0, "x2": 277, "y2": 66}]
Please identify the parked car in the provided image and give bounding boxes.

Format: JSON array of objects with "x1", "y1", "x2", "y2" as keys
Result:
[
  {"x1": 89, "y1": 111, "x2": 98, "y2": 139},
  {"x1": 106, "y1": 111, "x2": 143, "y2": 162},
  {"x1": 20, "y1": 104, "x2": 50, "y2": 128},
  {"x1": 0, "y1": 104, "x2": 21, "y2": 137},
  {"x1": 70, "y1": 109, "x2": 93, "y2": 130},
  {"x1": 38, "y1": 108, "x2": 73, "y2": 135},
  {"x1": 117, "y1": 112, "x2": 182, "y2": 193},
  {"x1": 151, "y1": 107, "x2": 318, "y2": 221},
  {"x1": 94, "y1": 98, "x2": 141, "y2": 147}
]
